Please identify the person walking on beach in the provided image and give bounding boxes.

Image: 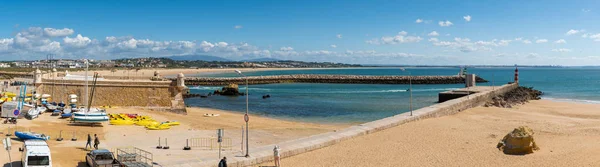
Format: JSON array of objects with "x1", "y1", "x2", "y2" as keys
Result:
[
  {"x1": 93, "y1": 134, "x2": 100, "y2": 150},
  {"x1": 273, "y1": 145, "x2": 281, "y2": 167},
  {"x1": 218, "y1": 157, "x2": 227, "y2": 167},
  {"x1": 85, "y1": 134, "x2": 92, "y2": 150}
]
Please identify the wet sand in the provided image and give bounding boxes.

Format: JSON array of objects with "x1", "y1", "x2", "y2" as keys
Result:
[
  {"x1": 260, "y1": 100, "x2": 600, "y2": 167},
  {"x1": 0, "y1": 107, "x2": 347, "y2": 167}
]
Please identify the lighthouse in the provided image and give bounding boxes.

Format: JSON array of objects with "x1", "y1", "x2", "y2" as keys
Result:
[{"x1": 514, "y1": 65, "x2": 519, "y2": 84}]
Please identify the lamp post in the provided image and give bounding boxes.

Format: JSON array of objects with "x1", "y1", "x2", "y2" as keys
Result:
[
  {"x1": 400, "y1": 68, "x2": 413, "y2": 116},
  {"x1": 235, "y1": 69, "x2": 250, "y2": 157}
]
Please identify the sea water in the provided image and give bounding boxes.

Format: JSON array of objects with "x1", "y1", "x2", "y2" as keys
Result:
[{"x1": 185, "y1": 67, "x2": 600, "y2": 123}]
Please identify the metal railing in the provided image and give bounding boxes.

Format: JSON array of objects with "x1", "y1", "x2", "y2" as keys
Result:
[
  {"x1": 189, "y1": 137, "x2": 233, "y2": 150},
  {"x1": 115, "y1": 147, "x2": 153, "y2": 167}
]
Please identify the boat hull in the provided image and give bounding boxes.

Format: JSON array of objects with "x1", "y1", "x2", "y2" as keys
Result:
[
  {"x1": 73, "y1": 116, "x2": 109, "y2": 123},
  {"x1": 15, "y1": 131, "x2": 50, "y2": 141}
]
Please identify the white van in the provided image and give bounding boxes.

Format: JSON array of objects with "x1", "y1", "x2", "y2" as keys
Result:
[{"x1": 20, "y1": 140, "x2": 52, "y2": 167}]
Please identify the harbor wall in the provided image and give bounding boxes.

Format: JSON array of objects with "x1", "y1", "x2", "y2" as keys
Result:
[
  {"x1": 36, "y1": 78, "x2": 187, "y2": 114},
  {"x1": 183, "y1": 74, "x2": 488, "y2": 85},
  {"x1": 192, "y1": 83, "x2": 518, "y2": 167}
]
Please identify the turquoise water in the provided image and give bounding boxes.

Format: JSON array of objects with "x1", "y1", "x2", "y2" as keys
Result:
[{"x1": 185, "y1": 67, "x2": 600, "y2": 123}]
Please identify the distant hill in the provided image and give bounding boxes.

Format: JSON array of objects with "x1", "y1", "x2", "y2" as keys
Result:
[
  {"x1": 168, "y1": 55, "x2": 231, "y2": 62},
  {"x1": 241, "y1": 58, "x2": 282, "y2": 62}
]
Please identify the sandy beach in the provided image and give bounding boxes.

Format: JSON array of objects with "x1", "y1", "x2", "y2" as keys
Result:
[
  {"x1": 259, "y1": 100, "x2": 600, "y2": 167},
  {"x1": 0, "y1": 107, "x2": 346, "y2": 167}
]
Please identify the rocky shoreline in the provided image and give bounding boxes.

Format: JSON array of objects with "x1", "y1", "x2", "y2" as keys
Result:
[
  {"x1": 485, "y1": 86, "x2": 543, "y2": 108},
  {"x1": 182, "y1": 74, "x2": 488, "y2": 86}
]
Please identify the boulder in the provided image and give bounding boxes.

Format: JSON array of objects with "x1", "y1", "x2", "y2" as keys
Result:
[
  {"x1": 496, "y1": 126, "x2": 540, "y2": 155},
  {"x1": 218, "y1": 84, "x2": 242, "y2": 96}
]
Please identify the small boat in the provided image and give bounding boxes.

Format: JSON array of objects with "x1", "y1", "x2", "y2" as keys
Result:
[
  {"x1": 161, "y1": 121, "x2": 180, "y2": 126},
  {"x1": 61, "y1": 108, "x2": 73, "y2": 118},
  {"x1": 51, "y1": 110, "x2": 61, "y2": 116},
  {"x1": 15, "y1": 131, "x2": 50, "y2": 141},
  {"x1": 73, "y1": 108, "x2": 107, "y2": 117},
  {"x1": 145, "y1": 124, "x2": 171, "y2": 130},
  {"x1": 27, "y1": 108, "x2": 42, "y2": 119},
  {"x1": 72, "y1": 115, "x2": 109, "y2": 123}
]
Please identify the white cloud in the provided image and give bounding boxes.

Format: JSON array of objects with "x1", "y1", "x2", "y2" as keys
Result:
[
  {"x1": 415, "y1": 19, "x2": 423, "y2": 23},
  {"x1": 554, "y1": 39, "x2": 566, "y2": 44},
  {"x1": 427, "y1": 31, "x2": 439, "y2": 36},
  {"x1": 522, "y1": 40, "x2": 532, "y2": 44},
  {"x1": 514, "y1": 38, "x2": 523, "y2": 41},
  {"x1": 431, "y1": 37, "x2": 491, "y2": 52},
  {"x1": 551, "y1": 48, "x2": 571, "y2": 52},
  {"x1": 279, "y1": 47, "x2": 294, "y2": 51},
  {"x1": 535, "y1": 39, "x2": 548, "y2": 43},
  {"x1": 566, "y1": 29, "x2": 584, "y2": 35},
  {"x1": 582, "y1": 33, "x2": 590, "y2": 38},
  {"x1": 588, "y1": 33, "x2": 600, "y2": 41},
  {"x1": 368, "y1": 31, "x2": 422, "y2": 45},
  {"x1": 527, "y1": 53, "x2": 539, "y2": 59},
  {"x1": 43, "y1": 28, "x2": 74, "y2": 37},
  {"x1": 438, "y1": 20, "x2": 453, "y2": 27},
  {"x1": 63, "y1": 34, "x2": 92, "y2": 48},
  {"x1": 582, "y1": 9, "x2": 591, "y2": 12},
  {"x1": 336, "y1": 34, "x2": 342, "y2": 39},
  {"x1": 428, "y1": 38, "x2": 439, "y2": 42},
  {"x1": 330, "y1": 44, "x2": 337, "y2": 48},
  {"x1": 234, "y1": 25, "x2": 243, "y2": 29},
  {"x1": 463, "y1": 15, "x2": 471, "y2": 22}
]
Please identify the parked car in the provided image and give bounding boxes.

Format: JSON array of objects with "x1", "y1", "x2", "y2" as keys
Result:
[{"x1": 85, "y1": 149, "x2": 122, "y2": 167}]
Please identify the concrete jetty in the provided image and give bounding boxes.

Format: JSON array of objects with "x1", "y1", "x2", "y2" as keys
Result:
[{"x1": 182, "y1": 74, "x2": 488, "y2": 86}]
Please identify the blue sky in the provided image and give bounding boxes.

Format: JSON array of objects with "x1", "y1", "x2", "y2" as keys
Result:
[{"x1": 1, "y1": 0, "x2": 600, "y2": 65}]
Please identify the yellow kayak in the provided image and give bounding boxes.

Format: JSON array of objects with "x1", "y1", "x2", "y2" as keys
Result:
[
  {"x1": 110, "y1": 119, "x2": 135, "y2": 125},
  {"x1": 135, "y1": 120, "x2": 159, "y2": 126},
  {"x1": 162, "y1": 121, "x2": 180, "y2": 126},
  {"x1": 145, "y1": 124, "x2": 170, "y2": 130}
]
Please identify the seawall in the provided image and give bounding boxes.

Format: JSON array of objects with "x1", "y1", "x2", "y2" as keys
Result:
[
  {"x1": 176, "y1": 83, "x2": 518, "y2": 167},
  {"x1": 37, "y1": 78, "x2": 187, "y2": 114},
  {"x1": 182, "y1": 74, "x2": 488, "y2": 85}
]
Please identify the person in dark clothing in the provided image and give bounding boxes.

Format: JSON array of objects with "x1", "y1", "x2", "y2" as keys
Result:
[
  {"x1": 85, "y1": 134, "x2": 92, "y2": 150},
  {"x1": 93, "y1": 134, "x2": 100, "y2": 150},
  {"x1": 218, "y1": 157, "x2": 227, "y2": 167}
]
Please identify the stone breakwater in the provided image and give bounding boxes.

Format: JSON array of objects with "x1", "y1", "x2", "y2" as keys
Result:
[{"x1": 181, "y1": 74, "x2": 488, "y2": 86}]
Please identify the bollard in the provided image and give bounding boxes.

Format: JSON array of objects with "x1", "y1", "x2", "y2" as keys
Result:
[
  {"x1": 6, "y1": 126, "x2": 12, "y2": 136},
  {"x1": 156, "y1": 138, "x2": 162, "y2": 149},
  {"x1": 163, "y1": 138, "x2": 170, "y2": 149},
  {"x1": 183, "y1": 139, "x2": 191, "y2": 150},
  {"x1": 56, "y1": 130, "x2": 63, "y2": 141},
  {"x1": 71, "y1": 131, "x2": 77, "y2": 141}
]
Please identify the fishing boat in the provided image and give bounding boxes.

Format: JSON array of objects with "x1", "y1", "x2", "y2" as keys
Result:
[{"x1": 15, "y1": 131, "x2": 50, "y2": 141}]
